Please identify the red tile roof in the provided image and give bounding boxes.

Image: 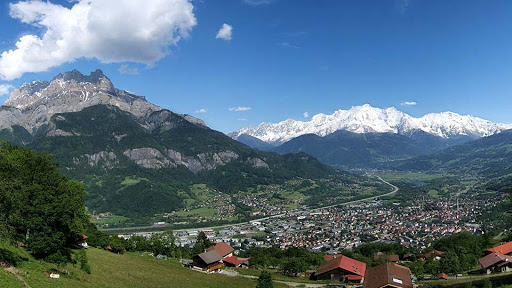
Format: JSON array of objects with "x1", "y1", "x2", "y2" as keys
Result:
[
  {"x1": 485, "y1": 241, "x2": 512, "y2": 255},
  {"x1": 223, "y1": 256, "x2": 245, "y2": 266},
  {"x1": 437, "y1": 273, "x2": 448, "y2": 280},
  {"x1": 478, "y1": 253, "x2": 512, "y2": 270},
  {"x1": 363, "y1": 263, "x2": 413, "y2": 288},
  {"x1": 207, "y1": 242, "x2": 234, "y2": 258},
  {"x1": 316, "y1": 255, "x2": 366, "y2": 277}
]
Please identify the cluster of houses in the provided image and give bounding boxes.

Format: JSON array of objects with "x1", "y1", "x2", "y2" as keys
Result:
[
  {"x1": 478, "y1": 241, "x2": 512, "y2": 274},
  {"x1": 314, "y1": 253, "x2": 413, "y2": 288}
]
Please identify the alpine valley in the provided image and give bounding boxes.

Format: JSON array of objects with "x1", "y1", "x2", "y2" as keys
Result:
[{"x1": 0, "y1": 70, "x2": 387, "y2": 224}]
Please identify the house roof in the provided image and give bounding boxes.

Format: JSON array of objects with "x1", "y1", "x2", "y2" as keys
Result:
[
  {"x1": 197, "y1": 250, "x2": 223, "y2": 265},
  {"x1": 373, "y1": 254, "x2": 400, "y2": 262},
  {"x1": 316, "y1": 255, "x2": 366, "y2": 277},
  {"x1": 437, "y1": 273, "x2": 448, "y2": 280},
  {"x1": 423, "y1": 250, "x2": 444, "y2": 259},
  {"x1": 347, "y1": 275, "x2": 364, "y2": 281},
  {"x1": 207, "y1": 242, "x2": 234, "y2": 258},
  {"x1": 485, "y1": 241, "x2": 512, "y2": 255},
  {"x1": 478, "y1": 253, "x2": 512, "y2": 270},
  {"x1": 223, "y1": 256, "x2": 245, "y2": 266},
  {"x1": 363, "y1": 263, "x2": 413, "y2": 288}
]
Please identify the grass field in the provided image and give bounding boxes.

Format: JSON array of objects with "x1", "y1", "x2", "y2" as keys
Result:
[
  {"x1": 377, "y1": 171, "x2": 445, "y2": 182},
  {"x1": 91, "y1": 215, "x2": 128, "y2": 225},
  {"x1": 120, "y1": 176, "x2": 149, "y2": 186},
  {"x1": 0, "y1": 248, "x2": 289, "y2": 288},
  {"x1": 428, "y1": 189, "x2": 440, "y2": 198}
]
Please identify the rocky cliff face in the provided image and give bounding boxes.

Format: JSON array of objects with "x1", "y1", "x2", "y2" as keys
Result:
[{"x1": 0, "y1": 69, "x2": 205, "y2": 133}]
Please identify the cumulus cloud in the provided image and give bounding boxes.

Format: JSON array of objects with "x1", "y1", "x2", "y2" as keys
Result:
[
  {"x1": 0, "y1": 0, "x2": 197, "y2": 80},
  {"x1": 243, "y1": 0, "x2": 273, "y2": 6},
  {"x1": 195, "y1": 108, "x2": 207, "y2": 113},
  {"x1": 119, "y1": 64, "x2": 139, "y2": 75},
  {"x1": 216, "y1": 24, "x2": 233, "y2": 41},
  {"x1": 229, "y1": 106, "x2": 251, "y2": 112},
  {"x1": 303, "y1": 112, "x2": 309, "y2": 118},
  {"x1": 400, "y1": 101, "x2": 417, "y2": 106},
  {"x1": 0, "y1": 84, "x2": 13, "y2": 96}
]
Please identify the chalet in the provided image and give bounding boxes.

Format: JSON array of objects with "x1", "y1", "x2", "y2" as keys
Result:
[
  {"x1": 363, "y1": 263, "x2": 413, "y2": 288},
  {"x1": 193, "y1": 250, "x2": 224, "y2": 272},
  {"x1": 207, "y1": 242, "x2": 234, "y2": 258},
  {"x1": 484, "y1": 241, "x2": 512, "y2": 256},
  {"x1": 374, "y1": 252, "x2": 399, "y2": 263},
  {"x1": 315, "y1": 255, "x2": 366, "y2": 283},
  {"x1": 478, "y1": 253, "x2": 512, "y2": 274}
]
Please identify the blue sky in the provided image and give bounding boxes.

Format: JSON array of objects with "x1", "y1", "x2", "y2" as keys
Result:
[{"x1": 0, "y1": 0, "x2": 511, "y2": 132}]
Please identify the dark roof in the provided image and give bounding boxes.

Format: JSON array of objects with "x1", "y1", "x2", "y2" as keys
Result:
[
  {"x1": 197, "y1": 250, "x2": 222, "y2": 265},
  {"x1": 478, "y1": 253, "x2": 512, "y2": 270},
  {"x1": 207, "y1": 242, "x2": 234, "y2": 258},
  {"x1": 316, "y1": 255, "x2": 366, "y2": 277},
  {"x1": 363, "y1": 263, "x2": 413, "y2": 288},
  {"x1": 485, "y1": 241, "x2": 512, "y2": 255},
  {"x1": 373, "y1": 254, "x2": 400, "y2": 262}
]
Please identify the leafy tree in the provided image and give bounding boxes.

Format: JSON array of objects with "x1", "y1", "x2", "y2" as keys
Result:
[
  {"x1": 192, "y1": 232, "x2": 212, "y2": 255},
  {"x1": 256, "y1": 271, "x2": 273, "y2": 288},
  {"x1": 151, "y1": 231, "x2": 176, "y2": 257},
  {"x1": 109, "y1": 236, "x2": 127, "y2": 254},
  {"x1": 0, "y1": 143, "x2": 88, "y2": 262},
  {"x1": 74, "y1": 249, "x2": 91, "y2": 274},
  {"x1": 281, "y1": 257, "x2": 309, "y2": 276}
]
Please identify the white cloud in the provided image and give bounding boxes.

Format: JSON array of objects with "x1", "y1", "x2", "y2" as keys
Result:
[
  {"x1": 303, "y1": 112, "x2": 309, "y2": 118},
  {"x1": 278, "y1": 42, "x2": 300, "y2": 49},
  {"x1": 0, "y1": 84, "x2": 13, "y2": 96},
  {"x1": 400, "y1": 101, "x2": 417, "y2": 106},
  {"x1": 0, "y1": 0, "x2": 197, "y2": 80},
  {"x1": 216, "y1": 24, "x2": 233, "y2": 41},
  {"x1": 229, "y1": 106, "x2": 251, "y2": 112},
  {"x1": 195, "y1": 108, "x2": 207, "y2": 113},
  {"x1": 243, "y1": 0, "x2": 273, "y2": 5},
  {"x1": 118, "y1": 64, "x2": 139, "y2": 75},
  {"x1": 237, "y1": 118, "x2": 247, "y2": 121}
]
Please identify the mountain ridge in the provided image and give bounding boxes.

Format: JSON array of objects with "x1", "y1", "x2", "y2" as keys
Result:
[{"x1": 230, "y1": 104, "x2": 512, "y2": 145}]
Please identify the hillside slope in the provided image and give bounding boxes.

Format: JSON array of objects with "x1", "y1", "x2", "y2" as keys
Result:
[{"x1": 0, "y1": 247, "x2": 282, "y2": 288}]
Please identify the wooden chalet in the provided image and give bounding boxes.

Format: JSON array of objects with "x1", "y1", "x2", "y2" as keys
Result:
[
  {"x1": 315, "y1": 255, "x2": 366, "y2": 283},
  {"x1": 193, "y1": 250, "x2": 224, "y2": 272},
  {"x1": 363, "y1": 263, "x2": 413, "y2": 288},
  {"x1": 478, "y1": 252, "x2": 512, "y2": 274}
]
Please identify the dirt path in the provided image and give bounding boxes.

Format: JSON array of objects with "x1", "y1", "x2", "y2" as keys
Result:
[{"x1": 3, "y1": 266, "x2": 31, "y2": 288}]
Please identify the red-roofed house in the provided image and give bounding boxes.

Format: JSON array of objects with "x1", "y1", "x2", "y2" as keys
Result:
[
  {"x1": 485, "y1": 241, "x2": 512, "y2": 256},
  {"x1": 315, "y1": 255, "x2": 366, "y2": 283},
  {"x1": 207, "y1": 242, "x2": 234, "y2": 258},
  {"x1": 363, "y1": 263, "x2": 412, "y2": 288}
]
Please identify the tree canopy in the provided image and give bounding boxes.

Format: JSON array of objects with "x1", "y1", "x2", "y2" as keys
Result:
[{"x1": 0, "y1": 143, "x2": 88, "y2": 262}]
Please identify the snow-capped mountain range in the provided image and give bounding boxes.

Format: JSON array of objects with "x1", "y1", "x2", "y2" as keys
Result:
[{"x1": 230, "y1": 104, "x2": 512, "y2": 145}]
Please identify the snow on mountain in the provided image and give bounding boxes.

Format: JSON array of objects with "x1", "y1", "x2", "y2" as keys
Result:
[{"x1": 230, "y1": 104, "x2": 512, "y2": 144}]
